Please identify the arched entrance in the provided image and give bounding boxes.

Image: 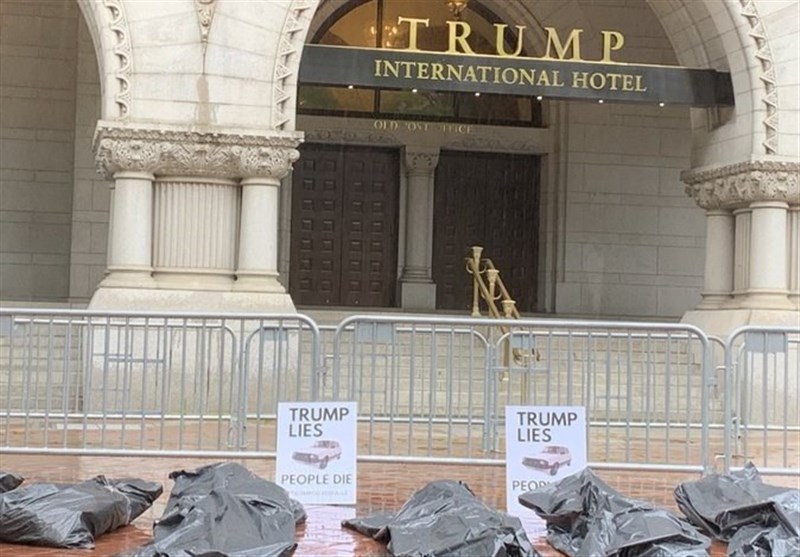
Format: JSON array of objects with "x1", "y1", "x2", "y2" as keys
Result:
[{"x1": 281, "y1": 0, "x2": 799, "y2": 329}]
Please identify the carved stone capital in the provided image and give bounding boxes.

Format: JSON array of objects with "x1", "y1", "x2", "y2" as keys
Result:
[
  {"x1": 404, "y1": 148, "x2": 440, "y2": 175},
  {"x1": 93, "y1": 122, "x2": 302, "y2": 181},
  {"x1": 681, "y1": 160, "x2": 800, "y2": 210}
]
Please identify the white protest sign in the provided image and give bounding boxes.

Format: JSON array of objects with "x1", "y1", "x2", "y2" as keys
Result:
[
  {"x1": 505, "y1": 406, "x2": 586, "y2": 517},
  {"x1": 276, "y1": 401, "x2": 357, "y2": 504}
]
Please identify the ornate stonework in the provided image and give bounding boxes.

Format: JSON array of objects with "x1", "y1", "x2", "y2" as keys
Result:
[
  {"x1": 101, "y1": 0, "x2": 132, "y2": 117},
  {"x1": 405, "y1": 149, "x2": 440, "y2": 174},
  {"x1": 94, "y1": 123, "x2": 301, "y2": 180},
  {"x1": 740, "y1": 0, "x2": 778, "y2": 155},
  {"x1": 682, "y1": 161, "x2": 799, "y2": 209},
  {"x1": 195, "y1": 0, "x2": 218, "y2": 51},
  {"x1": 272, "y1": 0, "x2": 316, "y2": 130},
  {"x1": 449, "y1": 136, "x2": 545, "y2": 154},
  {"x1": 303, "y1": 129, "x2": 398, "y2": 146}
]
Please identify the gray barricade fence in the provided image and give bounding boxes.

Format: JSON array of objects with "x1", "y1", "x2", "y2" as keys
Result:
[
  {"x1": 723, "y1": 326, "x2": 800, "y2": 476},
  {"x1": 0, "y1": 309, "x2": 321, "y2": 457},
  {"x1": 330, "y1": 315, "x2": 716, "y2": 473},
  {"x1": 2, "y1": 309, "x2": 793, "y2": 476}
]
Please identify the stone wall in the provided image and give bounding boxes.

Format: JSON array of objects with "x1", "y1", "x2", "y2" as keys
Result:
[
  {"x1": 0, "y1": 0, "x2": 79, "y2": 302},
  {"x1": 69, "y1": 17, "x2": 108, "y2": 303},
  {"x1": 556, "y1": 102, "x2": 702, "y2": 318}
]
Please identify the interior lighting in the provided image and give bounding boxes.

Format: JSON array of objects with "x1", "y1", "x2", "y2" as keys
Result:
[
  {"x1": 659, "y1": 102, "x2": 665, "y2": 107},
  {"x1": 536, "y1": 95, "x2": 543, "y2": 101},
  {"x1": 347, "y1": 85, "x2": 354, "y2": 89},
  {"x1": 598, "y1": 99, "x2": 604, "y2": 104},
  {"x1": 474, "y1": 92, "x2": 480, "y2": 97},
  {"x1": 412, "y1": 88, "x2": 418, "y2": 93}
]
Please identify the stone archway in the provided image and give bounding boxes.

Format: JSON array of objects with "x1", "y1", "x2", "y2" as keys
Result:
[{"x1": 74, "y1": 0, "x2": 133, "y2": 120}]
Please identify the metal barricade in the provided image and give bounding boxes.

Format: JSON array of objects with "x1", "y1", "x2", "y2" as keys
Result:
[
  {"x1": 0, "y1": 309, "x2": 322, "y2": 458},
  {"x1": 332, "y1": 315, "x2": 714, "y2": 473},
  {"x1": 723, "y1": 325, "x2": 800, "y2": 476}
]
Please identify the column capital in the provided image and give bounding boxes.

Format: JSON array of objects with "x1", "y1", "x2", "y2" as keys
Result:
[
  {"x1": 93, "y1": 121, "x2": 302, "y2": 181},
  {"x1": 681, "y1": 159, "x2": 800, "y2": 210},
  {"x1": 404, "y1": 147, "x2": 440, "y2": 175}
]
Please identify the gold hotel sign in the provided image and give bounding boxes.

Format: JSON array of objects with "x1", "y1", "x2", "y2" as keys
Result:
[{"x1": 300, "y1": 18, "x2": 734, "y2": 107}]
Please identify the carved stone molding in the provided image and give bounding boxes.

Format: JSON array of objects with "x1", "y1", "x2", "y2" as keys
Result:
[
  {"x1": 740, "y1": 0, "x2": 779, "y2": 155},
  {"x1": 449, "y1": 136, "x2": 544, "y2": 154},
  {"x1": 94, "y1": 123, "x2": 302, "y2": 180},
  {"x1": 303, "y1": 128, "x2": 398, "y2": 146},
  {"x1": 101, "y1": 0, "x2": 133, "y2": 117},
  {"x1": 404, "y1": 148, "x2": 440, "y2": 174},
  {"x1": 272, "y1": 0, "x2": 316, "y2": 130},
  {"x1": 195, "y1": 0, "x2": 218, "y2": 51},
  {"x1": 681, "y1": 160, "x2": 799, "y2": 209}
]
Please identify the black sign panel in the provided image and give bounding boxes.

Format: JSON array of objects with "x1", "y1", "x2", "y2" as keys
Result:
[{"x1": 300, "y1": 45, "x2": 734, "y2": 107}]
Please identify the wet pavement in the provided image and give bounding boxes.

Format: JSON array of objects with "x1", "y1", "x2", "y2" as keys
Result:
[{"x1": 1, "y1": 455, "x2": 790, "y2": 556}]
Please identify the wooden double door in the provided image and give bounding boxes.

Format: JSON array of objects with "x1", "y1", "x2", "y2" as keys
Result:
[
  {"x1": 432, "y1": 150, "x2": 540, "y2": 312},
  {"x1": 289, "y1": 144, "x2": 400, "y2": 307}
]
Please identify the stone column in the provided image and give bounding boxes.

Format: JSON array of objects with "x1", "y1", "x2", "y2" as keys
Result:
[
  {"x1": 103, "y1": 172, "x2": 155, "y2": 287},
  {"x1": 401, "y1": 147, "x2": 439, "y2": 310},
  {"x1": 732, "y1": 208, "x2": 751, "y2": 303},
  {"x1": 696, "y1": 209, "x2": 735, "y2": 308},
  {"x1": 681, "y1": 160, "x2": 799, "y2": 334},
  {"x1": 744, "y1": 201, "x2": 790, "y2": 308},
  {"x1": 235, "y1": 177, "x2": 283, "y2": 292},
  {"x1": 91, "y1": 121, "x2": 301, "y2": 312},
  {"x1": 152, "y1": 177, "x2": 239, "y2": 289},
  {"x1": 789, "y1": 207, "x2": 800, "y2": 309}
]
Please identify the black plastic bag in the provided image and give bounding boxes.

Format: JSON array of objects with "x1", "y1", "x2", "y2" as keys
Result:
[
  {"x1": 674, "y1": 463, "x2": 800, "y2": 557},
  {"x1": 130, "y1": 462, "x2": 305, "y2": 557},
  {"x1": 0, "y1": 475, "x2": 163, "y2": 548},
  {"x1": 519, "y1": 468, "x2": 711, "y2": 556},
  {"x1": 343, "y1": 479, "x2": 539, "y2": 557},
  {"x1": 0, "y1": 471, "x2": 23, "y2": 493}
]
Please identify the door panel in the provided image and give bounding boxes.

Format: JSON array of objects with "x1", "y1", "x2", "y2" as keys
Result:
[
  {"x1": 290, "y1": 144, "x2": 399, "y2": 307},
  {"x1": 432, "y1": 151, "x2": 540, "y2": 312}
]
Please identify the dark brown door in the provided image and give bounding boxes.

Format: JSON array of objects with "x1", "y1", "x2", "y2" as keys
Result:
[
  {"x1": 432, "y1": 151, "x2": 540, "y2": 312},
  {"x1": 290, "y1": 144, "x2": 400, "y2": 307}
]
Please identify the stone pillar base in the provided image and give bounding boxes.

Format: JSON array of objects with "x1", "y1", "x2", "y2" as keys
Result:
[
  {"x1": 99, "y1": 269, "x2": 156, "y2": 289},
  {"x1": 400, "y1": 281, "x2": 436, "y2": 311},
  {"x1": 234, "y1": 272, "x2": 286, "y2": 293},
  {"x1": 89, "y1": 286, "x2": 296, "y2": 313},
  {"x1": 681, "y1": 308, "x2": 800, "y2": 339}
]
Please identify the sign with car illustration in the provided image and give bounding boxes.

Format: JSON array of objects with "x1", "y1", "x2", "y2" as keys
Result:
[
  {"x1": 276, "y1": 401, "x2": 357, "y2": 504},
  {"x1": 292, "y1": 439, "x2": 343, "y2": 469},
  {"x1": 505, "y1": 406, "x2": 586, "y2": 517}
]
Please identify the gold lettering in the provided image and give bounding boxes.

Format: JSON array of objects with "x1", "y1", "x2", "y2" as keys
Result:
[
  {"x1": 400, "y1": 61, "x2": 414, "y2": 78},
  {"x1": 379, "y1": 60, "x2": 400, "y2": 78},
  {"x1": 622, "y1": 74, "x2": 634, "y2": 91},
  {"x1": 536, "y1": 71, "x2": 550, "y2": 87},
  {"x1": 501, "y1": 67, "x2": 518, "y2": 84},
  {"x1": 552, "y1": 70, "x2": 565, "y2": 87},
  {"x1": 494, "y1": 24, "x2": 525, "y2": 57},
  {"x1": 493, "y1": 67, "x2": 501, "y2": 83},
  {"x1": 477, "y1": 65, "x2": 492, "y2": 82},
  {"x1": 397, "y1": 17, "x2": 430, "y2": 51},
  {"x1": 417, "y1": 62, "x2": 430, "y2": 79},
  {"x1": 601, "y1": 30, "x2": 625, "y2": 62},
  {"x1": 431, "y1": 63, "x2": 445, "y2": 80},
  {"x1": 519, "y1": 68, "x2": 535, "y2": 86},
  {"x1": 635, "y1": 75, "x2": 647, "y2": 91},
  {"x1": 447, "y1": 64, "x2": 463, "y2": 80},
  {"x1": 544, "y1": 27, "x2": 583, "y2": 60},
  {"x1": 607, "y1": 73, "x2": 622, "y2": 90},
  {"x1": 447, "y1": 21, "x2": 475, "y2": 54},
  {"x1": 589, "y1": 72, "x2": 606, "y2": 89},
  {"x1": 572, "y1": 71, "x2": 589, "y2": 89},
  {"x1": 464, "y1": 65, "x2": 478, "y2": 81}
]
